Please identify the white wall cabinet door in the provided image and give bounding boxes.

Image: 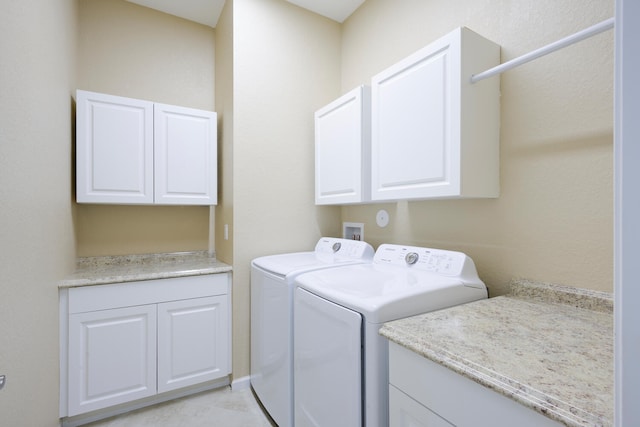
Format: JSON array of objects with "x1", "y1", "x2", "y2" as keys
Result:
[
  {"x1": 315, "y1": 85, "x2": 371, "y2": 205},
  {"x1": 157, "y1": 295, "x2": 229, "y2": 393},
  {"x1": 76, "y1": 90, "x2": 154, "y2": 204},
  {"x1": 371, "y1": 27, "x2": 500, "y2": 201},
  {"x1": 76, "y1": 90, "x2": 217, "y2": 205},
  {"x1": 67, "y1": 305, "x2": 157, "y2": 416},
  {"x1": 154, "y1": 104, "x2": 217, "y2": 205}
]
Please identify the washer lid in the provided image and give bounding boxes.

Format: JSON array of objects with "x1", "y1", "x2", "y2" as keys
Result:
[
  {"x1": 295, "y1": 263, "x2": 487, "y2": 323},
  {"x1": 252, "y1": 237, "x2": 374, "y2": 277},
  {"x1": 252, "y1": 251, "x2": 342, "y2": 276}
]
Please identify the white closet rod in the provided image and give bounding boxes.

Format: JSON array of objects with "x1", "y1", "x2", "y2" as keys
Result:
[{"x1": 471, "y1": 17, "x2": 614, "y2": 83}]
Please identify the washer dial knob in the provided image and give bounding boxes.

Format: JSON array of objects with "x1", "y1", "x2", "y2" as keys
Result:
[{"x1": 405, "y1": 252, "x2": 419, "y2": 265}]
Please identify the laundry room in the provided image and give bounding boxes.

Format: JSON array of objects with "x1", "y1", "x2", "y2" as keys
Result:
[{"x1": 1, "y1": 0, "x2": 629, "y2": 426}]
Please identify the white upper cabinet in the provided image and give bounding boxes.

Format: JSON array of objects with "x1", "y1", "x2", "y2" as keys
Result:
[
  {"x1": 315, "y1": 85, "x2": 371, "y2": 205},
  {"x1": 76, "y1": 90, "x2": 217, "y2": 205},
  {"x1": 371, "y1": 27, "x2": 500, "y2": 201}
]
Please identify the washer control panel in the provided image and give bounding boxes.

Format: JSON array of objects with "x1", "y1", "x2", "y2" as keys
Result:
[
  {"x1": 374, "y1": 244, "x2": 468, "y2": 276},
  {"x1": 315, "y1": 237, "x2": 375, "y2": 259}
]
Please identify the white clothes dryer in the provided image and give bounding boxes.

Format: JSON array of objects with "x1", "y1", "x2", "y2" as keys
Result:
[
  {"x1": 293, "y1": 244, "x2": 488, "y2": 427},
  {"x1": 250, "y1": 237, "x2": 374, "y2": 427}
]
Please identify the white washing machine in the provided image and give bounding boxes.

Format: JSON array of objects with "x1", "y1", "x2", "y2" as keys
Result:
[
  {"x1": 250, "y1": 237, "x2": 374, "y2": 427},
  {"x1": 293, "y1": 244, "x2": 488, "y2": 427}
]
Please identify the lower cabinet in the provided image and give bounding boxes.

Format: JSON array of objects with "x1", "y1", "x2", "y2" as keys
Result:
[
  {"x1": 388, "y1": 341, "x2": 563, "y2": 427},
  {"x1": 61, "y1": 274, "x2": 231, "y2": 419}
]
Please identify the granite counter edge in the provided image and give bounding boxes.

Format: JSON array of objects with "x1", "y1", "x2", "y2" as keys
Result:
[
  {"x1": 58, "y1": 251, "x2": 232, "y2": 288},
  {"x1": 59, "y1": 266, "x2": 232, "y2": 288}
]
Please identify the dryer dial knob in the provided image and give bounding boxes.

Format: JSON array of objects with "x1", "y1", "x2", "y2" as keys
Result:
[
  {"x1": 405, "y1": 252, "x2": 419, "y2": 265},
  {"x1": 332, "y1": 242, "x2": 342, "y2": 252}
]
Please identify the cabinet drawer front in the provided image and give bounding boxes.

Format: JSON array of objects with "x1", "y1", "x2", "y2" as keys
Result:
[
  {"x1": 69, "y1": 274, "x2": 229, "y2": 314},
  {"x1": 389, "y1": 342, "x2": 562, "y2": 427},
  {"x1": 389, "y1": 384, "x2": 454, "y2": 427}
]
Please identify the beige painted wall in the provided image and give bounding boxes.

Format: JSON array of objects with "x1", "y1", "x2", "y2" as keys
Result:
[
  {"x1": 214, "y1": 0, "x2": 234, "y2": 266},
  {"x1": 231, "y1": 0, "x2": 342, "y2": 379},
  {"x1": 0, "y1": 0, "x2": 77, "y2": 425},
  {"x1": 76, "y1": 0, "x2": 216, "y2": 257},
  {"x1": 340, "y1": 0, "x2": 614, "y2": 296}
]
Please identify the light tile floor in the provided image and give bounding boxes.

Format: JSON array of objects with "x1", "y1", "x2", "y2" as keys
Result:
[{"x1": 83, "y1": 386, "x2": 274, "y2": 427}]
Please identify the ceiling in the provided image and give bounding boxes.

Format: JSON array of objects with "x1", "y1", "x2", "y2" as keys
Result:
[{"x1": 125, "y1": 0, "x2": 366, "y2": 28}]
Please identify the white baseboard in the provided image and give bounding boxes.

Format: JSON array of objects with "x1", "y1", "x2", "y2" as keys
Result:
[
  {"x1": 61, "y1": 377, "x2": 230, "y2": 427},
  {"x1": 231, "y1": 375, "x2": 251, "y2": 391}
]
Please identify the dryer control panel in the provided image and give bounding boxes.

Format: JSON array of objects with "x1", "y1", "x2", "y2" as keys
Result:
[{"x1": 373, "y1": 244, "x2": 469, "y2": 276}]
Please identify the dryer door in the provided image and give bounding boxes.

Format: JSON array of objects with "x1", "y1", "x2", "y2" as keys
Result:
[{"x1": 294, "y1": 288, "x2": 362, "y2": 427}]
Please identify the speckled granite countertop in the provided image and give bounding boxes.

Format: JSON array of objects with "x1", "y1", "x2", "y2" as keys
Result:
[
  {"x1": 59, "y1": 251, "x2": 232, "y2": 288},
  {"x1": 379, "y1": 279, "x2": 613, "y2": 427}
]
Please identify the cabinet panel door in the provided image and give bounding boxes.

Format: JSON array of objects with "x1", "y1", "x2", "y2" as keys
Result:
[
  {"x1": 315, "y1": 85, "x2": 371, "y2": 205},
  {"x1": 68, "y1": 305, "x2": 157, "y2": 416},
  {"x1": 154, "y1": 104, "x2": 217, "y2": 205},
  {"x1": 371, "y1": 34, "x2": 459, "y2": 201},
  {"x1": 76, "y1": 90, "x2": 154, "y2": 204},
  {"x1": 157, "y1": 296, "x2": 229, "y2": 393}
]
